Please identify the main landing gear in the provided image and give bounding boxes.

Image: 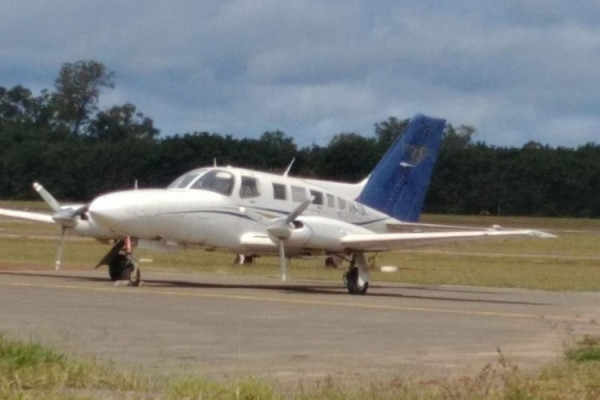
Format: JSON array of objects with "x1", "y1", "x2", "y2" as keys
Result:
[
  {"x1": 343, "y1": 252, "x2": 370, "y2": 295},
  {"x1": 96, "y1": 237, "x2": 141, "y2": 286}
]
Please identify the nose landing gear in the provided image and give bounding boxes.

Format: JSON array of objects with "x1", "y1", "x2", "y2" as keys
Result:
[{"x1": 97, "y1": 237, "x2": 142, "y2": 286}]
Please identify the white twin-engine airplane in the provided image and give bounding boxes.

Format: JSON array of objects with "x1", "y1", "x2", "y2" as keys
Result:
[{"x1": 0, "y1": 115, "x2": 554, "y2": 294}]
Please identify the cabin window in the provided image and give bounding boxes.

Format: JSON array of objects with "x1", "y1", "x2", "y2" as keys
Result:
[
  {"x1": 190, "y1": 170, "x2": 234, "y2": 196},
  {"x1": 240, "y1": 176, "x2": 260, "y2": 198},
  {"x1": 273, "y1": 183, "x2": 286, "y2": 200},
  {"x1": 337, "y1": 197, "x2": 347, "y2": 210},
  {"x1": 326, "y1": 194, "x2": 335, "y2": 208},
  {"x1": 291, "y1": 186, "x2": 307, "y2": 202},
  {"x1": 310, "y1": 190, "x2": 324, "y2": 205}
]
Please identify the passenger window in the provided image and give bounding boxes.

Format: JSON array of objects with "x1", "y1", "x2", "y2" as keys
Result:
[
  {"x1": 190, "y1": 170, "x2": 234, "y2": 196},
  {"x1": 337, "y1": 197, "x2": 347, "y2": 210},
  {"x1": 273, "y1": 183, "x2": 286, "y2": 200},
  {"x1": 240, "y1": 176, "x2": 260, "y2": 198},
  {"x1": 326, "y1": 194, "x2": 335, "y2": 208},
  {"x1": 291, "y1": 186, "x2": 307, "y2": 202},
  {"x1": 310, "y1": 190, "x2": 324, "y2": 205}
]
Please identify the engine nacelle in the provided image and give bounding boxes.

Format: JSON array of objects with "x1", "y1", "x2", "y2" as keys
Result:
[
  {"x1": 72, "y1": 216, "x2": 118, "y2": 240},
  {"x1": 285, "y1": 216, "x2": 373, "y2": 252}
]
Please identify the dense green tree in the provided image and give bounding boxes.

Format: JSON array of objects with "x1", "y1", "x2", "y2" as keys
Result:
[
  {"x1": 257, "y1": 131, "x2": 297, "y2": 170},
  {"x1": 318, "y1": 133, "x2": 378, "y2": 182},
  {"x1": 441, "y1": 123, "x2": 475, "y2": 150},
  {"x1": 53, "y1": 60, "x2": 115, "y2": 135},
  {"x1": 88, "y1": 103, "x2": 159, "y2": 141},
  {"x1": 2, "y1": 60, "x2": 600, "y2": 217},
  {"x1": 0, "y1": 85, "x2": 38, "y2": 123},
  {"x1": 374, "y1": 117, "x2": 408, "y2": 152}
]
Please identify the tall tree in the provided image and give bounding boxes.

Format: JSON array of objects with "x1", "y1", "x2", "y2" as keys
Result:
[
  {"x1": 374, "y1": 117, "x2": 409, "y2": 151},
  {"x1": 442, "y1": 124, "x2": 475, "y2": 150},
  {"x1": 257, "y1": 131, "x2": 297, "y2": 170},
  {"x1": 53, "y1": 60, "x2": 114, "y2": 135},
  {"x1": 88, "y1": 103, "x2": 159, "y2": 141},
  {"x1": 319, "y1": 133, "x2": 378, "y2": 182}
]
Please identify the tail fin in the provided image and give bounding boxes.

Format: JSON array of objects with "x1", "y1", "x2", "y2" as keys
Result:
[{"x1": 357, "y1": 114, "x2": 446, "y2": 222}]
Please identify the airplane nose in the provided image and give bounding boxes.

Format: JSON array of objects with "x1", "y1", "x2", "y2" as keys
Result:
[{"x1": 88, "y1": 193, "x2": 128, "y2": 229}]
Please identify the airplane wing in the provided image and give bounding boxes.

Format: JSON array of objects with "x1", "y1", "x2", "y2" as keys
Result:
[
  {"x1": 0, "y1": 208, "x2": 55, "y2": 224},
  {"x1": 385, "y1": 219, "x2": 498, "y2": 232},
  {"x1": 239, "y1": 226, "x2": 554, "y2": 254},
  {"x1": 340, "y1": 229, "x2": 555, "y2": 252}
]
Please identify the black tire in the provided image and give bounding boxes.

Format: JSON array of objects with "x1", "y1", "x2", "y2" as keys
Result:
[
  {"x1": 108, "y1": 254, "x2": 141, "y2": 286},
  {"x1": 344, "y1": 267, "x2": 368, "y2": 295},
  {"x1": 108, "y1": 254, "x2": 128, "y2": 281},
  {"x1": 127, "y1": 264, "x2": 141, "y2": 287}
]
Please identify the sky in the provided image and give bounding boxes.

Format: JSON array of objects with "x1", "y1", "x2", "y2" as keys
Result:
[{"x1": 1, "y1": 0, "x2": 599, "y2": 148}]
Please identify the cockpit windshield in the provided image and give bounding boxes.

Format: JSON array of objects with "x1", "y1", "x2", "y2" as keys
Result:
[
  {"x1": 168, "y1": 169, "x2": 235, "y2": 196},
  {"x1": 189, "y1": 170, "x2": 235, "y2": 196},
  {"x1": 167, "y1": 168, "x2": 210, "y2": 189}
]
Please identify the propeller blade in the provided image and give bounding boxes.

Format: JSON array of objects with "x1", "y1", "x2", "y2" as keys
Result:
[
  {"x1": 55, "y1": 226, "x2": 66, "y2": 270},
  {"x1": 31, "y1": 182, "x2": 88, "y2": 270},
  {"x1": 267, "y1": 197, "x2": 313, "y2": 239},
  {"x1": 33, "y1": 182, "x2": 61, "y2": 212},
  {"x1": 267, "y1": 196, "x2": 313, "y2": 282},
  {"x1": 285, "y1": 196, "x2": 314, "y2": 225},
  {"x1": 278, "y1": 239, "x2": 287, "y2": 281}
]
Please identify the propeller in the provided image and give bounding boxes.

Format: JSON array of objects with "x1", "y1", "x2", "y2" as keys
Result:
[
  {"x1": 33, "y1": 182, "x2": 88, "y2": 270},
  {"x1": 33, "y1": 182, "x2": 60, "y2": 212},
  {"x1": 266, "y1": 196, "x2": 313, "y2": 281}
]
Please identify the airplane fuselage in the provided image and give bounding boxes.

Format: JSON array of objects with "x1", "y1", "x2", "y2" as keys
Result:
[{"x1": 88, "y1": 166, "x2": 394, "y2": 256}]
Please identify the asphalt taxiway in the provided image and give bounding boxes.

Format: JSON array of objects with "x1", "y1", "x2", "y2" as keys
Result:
[{"x1": 1, "y1": 267, "x2": 599, "y2": 384}]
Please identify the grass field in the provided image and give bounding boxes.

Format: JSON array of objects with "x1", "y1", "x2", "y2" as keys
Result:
[
  {"x1": 1, "y1": 200, "x2": 599, "y2": 291},
  {"x1": 2, "y1": 334, "x2": 600, "y2": 399}
]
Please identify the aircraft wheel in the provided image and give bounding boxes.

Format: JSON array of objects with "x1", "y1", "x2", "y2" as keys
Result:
[
  {"x1": 108, "y1": 254, "x2": 127, "y2": 281},
  {"x1": 127, "y1": 263, "x2": 141, "y2": 287},
  {"x1": 108, "y1": 254, "x2": 141, "y2": 286},
  {"x1": 344, "y1": 267, "x2": 368, "y2": 295}
]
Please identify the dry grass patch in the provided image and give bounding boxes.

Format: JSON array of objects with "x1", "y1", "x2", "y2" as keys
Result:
[{"x1": 3, "y1": 335, "x2": 600, "y2": 399}]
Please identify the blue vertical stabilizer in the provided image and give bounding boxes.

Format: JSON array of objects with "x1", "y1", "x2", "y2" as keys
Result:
[{"x1": 357, "y1": 114, "x2": 446, "y2": 222}]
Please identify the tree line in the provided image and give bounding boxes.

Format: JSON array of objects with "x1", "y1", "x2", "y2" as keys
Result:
[{"x1": 1, "y1": 60, "x2": 599, "y2": 217}]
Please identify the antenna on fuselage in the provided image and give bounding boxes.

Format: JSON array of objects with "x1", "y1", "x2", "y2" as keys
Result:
[
  {"x1": 283, "y1": 158, "x2": 295, "y2": 177},
  {"x1": 213, "y1": 158, "x2": 217, "y2": 167}
]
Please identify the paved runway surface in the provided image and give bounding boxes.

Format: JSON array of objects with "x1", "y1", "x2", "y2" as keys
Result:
[{"x1": 1, "y1": 267, "x2": 599, "y2": 385}]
